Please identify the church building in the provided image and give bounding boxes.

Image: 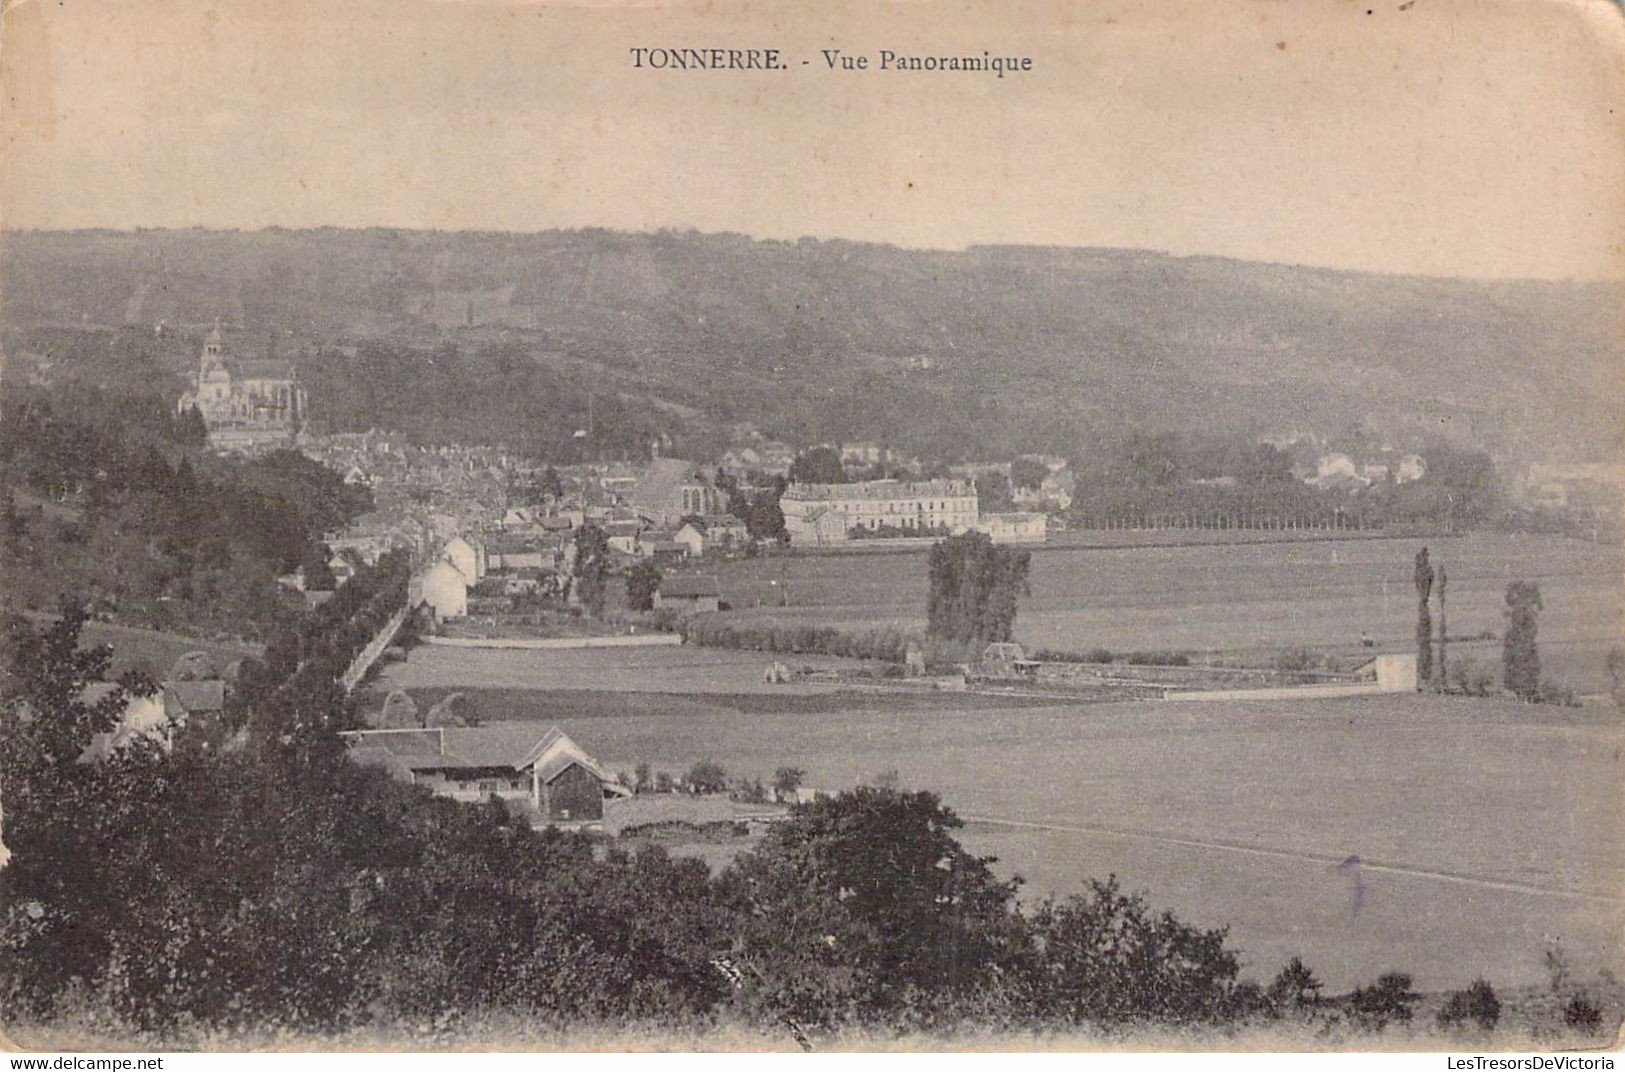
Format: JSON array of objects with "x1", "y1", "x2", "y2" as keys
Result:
[{"x1": 177, "y1": 322, "x2": 306, "y2": 451}]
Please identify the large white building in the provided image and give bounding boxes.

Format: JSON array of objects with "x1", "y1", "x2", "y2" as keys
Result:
[{"x1": 780, "y1": 479, "x2": 980, "y2": 546}]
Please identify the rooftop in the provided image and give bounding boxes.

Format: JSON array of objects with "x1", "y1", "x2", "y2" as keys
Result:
[
  {"x1": 783, "y1": 478, "x2": 973, "y2": 502},
  {"x1": 659, "y1": 574, "x2": 721, "y2": 598}
]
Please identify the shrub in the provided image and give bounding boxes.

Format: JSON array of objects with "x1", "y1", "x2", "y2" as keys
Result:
[
  {"x1": 1124, "y1": 650, "x2": 1190, "y2": 667},
  {"x1": 1026, "y1": 876, "x2": 1242, "y2": 1027},
  {"x1": 1538, "y1": 682, "x2": 1579, "y2": 708},
  {"x1": 1265, "y1": 956, "x2": 1323, "y2": 1014},
  {"x1": 1565, "y1": 993, "x2": 1604, "y2": 1033},
  {"x1": 1437, "y1": 979, "x2": 1500, "y2": 1031},
  {"x1": 1450, "y1": 657, "x2": 1497, "y2": 697},
  {"x1": 1348, "y1": 972, "x2": 1419, "y2": 1031},
  {"x1": 685, "y1": 760, "x2": 728, "y2": 794},
  {"x1": 1273, "y1": 648, "x2": 1323, "y2": 672}
]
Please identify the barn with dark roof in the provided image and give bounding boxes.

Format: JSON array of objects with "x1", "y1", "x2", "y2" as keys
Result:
[{"x1": 339, "y1": 722, "x2": 629, "y2": 825}]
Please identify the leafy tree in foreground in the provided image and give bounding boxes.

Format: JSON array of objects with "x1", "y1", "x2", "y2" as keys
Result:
[
  {"x1": 1413, "y1": 548, "x2": 1433, "y2": 689},
  {"x1": 1026, "y1": 876, "x2": 1242, "y2": 1027},
  {"x1": 926, "y1": 531, "x2": 1031, "y2": 645},
  {"x1": 1, "y1": 601, "x2": 152, "y2": 778},
  {"x1": 718, "y1": 787, "x2": 1027, "y2": 1030},
  {"x1": 1502, "y1": 580, "x2": 1543, "y2": 700}
]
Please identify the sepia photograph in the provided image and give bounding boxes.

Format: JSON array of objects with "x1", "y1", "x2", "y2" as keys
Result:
[{"x1": 1, "y1": 0, "x2": 1623, "y2": 1056}]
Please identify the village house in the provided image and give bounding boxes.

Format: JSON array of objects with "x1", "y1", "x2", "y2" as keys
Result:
[
  {"x1": 673, "y1": 514, "x2": 750, "y2": 556},
  {"x1": 75, "y1": 679, "x2": 228, "y2": 763},
  {"x1": 719, "y1": 446, "x2": 762, "y2": 477},
  {"x1": 163, "y1": 680, "x2": 226, "y2": 724},
  {"x1": 755, "y1": 441, "x2": 796, "y2": 476},
  {"x1": 339, "y1": 723, "x2": 630, "y2": 825},
  {"x1": 442, "y1": 535, "x2": 486, "y2": 582},
  {"x1": 604, "y1": 518, "x2": 645, "y2": 556},
  {"x1": 635, "y1": 529, "x2": 689, "y2": 564},
  {"x1": 654, "y1": 574, "x2": 723, "y2": 614},
  {"x1": 839, "y1": 442, "x2": 884, "y2": 468},
  {"x1": 484, "y1": 534, "x2": 551, "y2": 572},
  {"x1": 1012, "y1": 469, "x2": 1076, "y2": 511},
  {"x1": 77, "y1": 685, "x2": 170, "y2": 763}
]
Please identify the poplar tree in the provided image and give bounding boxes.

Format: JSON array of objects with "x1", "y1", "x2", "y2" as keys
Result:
[
  {"x1": 1502, "y1": 581, "x2": 1542, "y2": 701},
  {"x1": 1413, "y1": 548, "x2": 1434, "y2": 689},
  {"x1": 1435, "y1": 567, "x2": 1448, "y2": 692}
]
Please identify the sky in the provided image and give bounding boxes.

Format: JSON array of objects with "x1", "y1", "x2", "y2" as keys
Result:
[{"x1": 3, "y1": 0, "x2": 1623, "y2": 280}]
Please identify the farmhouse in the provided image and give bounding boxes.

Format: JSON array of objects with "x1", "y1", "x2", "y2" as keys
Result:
[
  {"x1": 655, "y1": 574, "x2": 722, "y2": 613},
  {"x1": 339, "y1": 723, "x2": 630, "y2": 824},
  {"x1": 779, "y1": 479, "x2": 979, "y2": 546}
]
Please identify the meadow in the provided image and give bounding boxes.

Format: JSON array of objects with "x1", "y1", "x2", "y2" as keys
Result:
[
  {"x1": 712, "y1": 533, "x2": 1624, "y2": 692},
  {"x1": 373, "y1": 644, "x2": 1624, "y2": 994}
]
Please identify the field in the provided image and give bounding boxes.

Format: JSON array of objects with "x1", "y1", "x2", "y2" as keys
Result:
[
  {"x1": 373, "y1": 643, "x2": 1625, "y2": 994},
  {"x1": 712, "y1": 533, "x2": 1624, "y2": 692},
  {"x1": 66, "y1": 619, "x2": 261, "y2": 680}
]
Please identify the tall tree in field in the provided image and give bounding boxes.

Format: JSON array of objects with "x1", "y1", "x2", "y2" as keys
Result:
[
  {"x1": 572, "y1": 523, "x2": 611, "y2": 615},
  {"x1": 1435, "y1": 566, "x2": 1448, "y2": 692},
  {"x1": 1502, "y1": 581, "x2": 1543, "y2": 701},
  {"x1": 1413, "y1": 548, "x2": 1434, "y2": 689},
  {"x1": 926, "y1": 531, "x2": 1031, "y2": 644}
]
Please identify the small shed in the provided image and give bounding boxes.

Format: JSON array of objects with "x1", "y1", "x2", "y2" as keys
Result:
[{"x1": 654, "y1": 574, "x2": 722, "y2": 614}]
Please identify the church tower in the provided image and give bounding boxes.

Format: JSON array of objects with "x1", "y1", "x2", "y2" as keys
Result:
[
  {"x1": 202, "y1": 319, "x2": 226, "y2": 374},
  {"x1": 196, "y1": 319, "x2": 233, "y2": 411}
]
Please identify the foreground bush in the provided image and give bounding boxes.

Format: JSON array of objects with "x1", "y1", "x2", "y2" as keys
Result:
[
  {"x1": 1347, "y1": 972, "x2": 1420, "y2": 1031},
  {"x1": 1437, "y1": 979, "x2": 1501, "y2": 1031}
]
